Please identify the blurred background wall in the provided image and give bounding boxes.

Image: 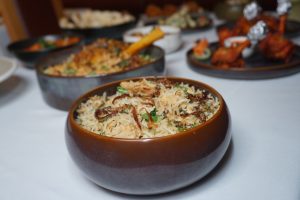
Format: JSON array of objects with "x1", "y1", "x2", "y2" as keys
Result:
[{"x1": 0, "y1": 0, "x2": 281, "y2": 41}]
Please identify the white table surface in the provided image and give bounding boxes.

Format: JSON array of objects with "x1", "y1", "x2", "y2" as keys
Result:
[{"x1": 1, "y1": 22, "x2": 300, "y2": 200}]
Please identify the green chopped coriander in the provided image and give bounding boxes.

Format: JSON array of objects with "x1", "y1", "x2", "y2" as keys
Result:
[
  {"x1": 139, "y1": 54, "x2": 152, "y2": 61},
  {"x1": 101, "y1": 65, "x2": 109, "y2": 71},
  {"x1": 117, "y1": 86, "x2": 128, "y2": 94},
  {"x1": 88, "y1": 71, "x2": 97, "y2": 76},
  {"x1": 141, "y1": 113, "x2": 149, "y2": 121},
  {"x1": 63, "y1": 68, "x2": 76, "y2": 75},
  {"x1": 38, "y1": 39, "x2": 56, "y2": 49},
  {"x1": 177, "y1": 126, "x2": 187, "y2": 132},
  {"x1": 113, "y1": 47, "x2": 121, "y2": 56},
  {"x1": 141, "y1": 108, "x2": 159, "y2": 122},
  {"x1": 118, "y1": 59, "x2": 130, "y2": 68},
  {"x1": 175, "y1": 83, "x2": 188, "y2": 93}
]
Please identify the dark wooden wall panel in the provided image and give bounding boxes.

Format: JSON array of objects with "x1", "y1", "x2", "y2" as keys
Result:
[{"x1": 15, "y1": 0, "x2": 61, "y2": 37}]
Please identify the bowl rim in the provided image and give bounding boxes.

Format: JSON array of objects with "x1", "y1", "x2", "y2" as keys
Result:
[
  {"x1": 36, "y1": 45, "x2": 165, "y2": 79},
  {"x1": 68, "y1": 76, "x2": 225, "y2": 142},
  {"x1": 61, "y1": 18, "x2": 137, "y2": 31},
  {"x1": 7, "y1": 33, "x2": 85, "y2": 54},
  {"x1": 124, "y1": 25, "x2": 181, "y2": 37}
]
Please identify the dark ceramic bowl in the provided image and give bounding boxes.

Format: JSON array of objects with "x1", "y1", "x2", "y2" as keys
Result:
[
  {"x1": 62, "y1": 20, "x2": 137, "y2": 42},
  {"x1": 65, "y1": 76, "x2": 231, "y2": 195},
  {"x1": 36, "y1": 46, "x2": 165, "y2": 111},
  {"x1": 7, "y1": 33, "x2": 84, "y2": 68}
]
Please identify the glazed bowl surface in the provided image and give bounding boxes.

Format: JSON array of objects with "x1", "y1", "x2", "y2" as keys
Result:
[{"x1": 65, "y1": 76, "x2": 231, "y2": 195}]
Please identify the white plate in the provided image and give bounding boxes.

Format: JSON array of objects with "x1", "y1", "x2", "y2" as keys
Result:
[{"x1": 0, "y1": 57, "x2": 18, "y2": 83}]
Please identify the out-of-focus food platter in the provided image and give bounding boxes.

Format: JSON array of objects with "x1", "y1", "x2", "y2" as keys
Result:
[
  {"x1": 59, "y1": 9, "x2": 136, "y2": 40},
  {"x1": 143, "y1": 1, "x2": 212, "y2": 32},
  {"x1": 7, "y1": 33, "x2": 84, "y2": 68},
  {"x1": 187, "y1": 1, "x2": 300, "y2": 80},
  {"x1": 187, "y1": 42, "x2": 300, "y2": 79}
]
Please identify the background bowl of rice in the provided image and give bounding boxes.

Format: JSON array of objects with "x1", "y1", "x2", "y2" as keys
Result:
[
  {"x1": 36, "y1": 45, "x2": 165, "y2": 111},
  {"x1": 65, "y1": 76, "x2": 231, "y2": 195}
]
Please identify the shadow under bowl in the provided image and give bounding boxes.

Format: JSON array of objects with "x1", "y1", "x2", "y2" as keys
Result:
[
  {"x1": 7, "y1": 33, "x2": 84, "y2": 68},
  {"x1": 65, "y1": 76, "x2": 231, "y2": 195},
  {"x1": 36, "y1": 46, "x2": 165, "y2": 111}
]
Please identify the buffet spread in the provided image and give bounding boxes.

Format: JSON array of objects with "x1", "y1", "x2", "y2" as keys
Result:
[{"x1": 1, "y1": 0, "x2": 300, "y2": 199}]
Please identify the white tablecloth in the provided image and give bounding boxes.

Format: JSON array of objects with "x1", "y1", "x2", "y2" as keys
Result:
[{"x1": 1, "y1": 22, "x2": 300, "y2": 200}]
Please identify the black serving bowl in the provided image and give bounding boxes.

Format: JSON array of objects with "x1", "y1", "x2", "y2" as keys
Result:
[
  {"x1": 62, "y1": 20, "x2": 137, "y2": 42},
  {"x1": 36, "y1": 45, "x2": 165, "y2": 111},
  {"x1": 7, "y1": 33, "x2": 84, "y2": 68}
]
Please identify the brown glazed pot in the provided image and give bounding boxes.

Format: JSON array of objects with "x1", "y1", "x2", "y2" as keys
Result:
[{"x1": 65, "y1": 77, "x2": 231, "y2": 195}]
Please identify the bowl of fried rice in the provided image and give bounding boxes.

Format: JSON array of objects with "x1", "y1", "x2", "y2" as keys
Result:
[
  {"x1": 65, "y1": 76, "x2": 231, "y2": 195},
  {"x1": 36, "y1": 38, "x2": 165, "y2": 111}
]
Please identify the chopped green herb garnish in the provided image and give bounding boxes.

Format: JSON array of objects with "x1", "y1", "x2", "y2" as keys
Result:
[
  {"x1": 63, "y1": 68, "x2": 76, "y2": 75},
  {"x1": 101, "y1": 65, "x2": 109, "y2": 71},
  {"x1": 38, "y1": 39, "x2": 56, "y2": 49},
  {"x1": 117, "y1": 86, "x2": 128, "y2": 94},
  {"x1": 141, "y1": 108, "x2": 160, "y2": 122},
  {"x1": 141, "y1": 113, "x2": 149, "y2": 121},
  {"x1": 118, "y1": 59, "x2": 130, "y2": 68},
  {"x1": 177, "y1": 126, "x2": 187, "y2": 132},
  {"x1": 150, "y1": 108, "x2": 158, "y2": 122},
  {"x1": 139, "y1": 54, "x2": 152, "y2": 61},
  {"x1": 175, "y1": 83, "x2": 188, "y2": 94},
  {"x1": 88, "y1": 71, "x2": 97, "y2": 76},
  {"x1": 113, "y1": 47, "x2": 121, "y2": 56}
]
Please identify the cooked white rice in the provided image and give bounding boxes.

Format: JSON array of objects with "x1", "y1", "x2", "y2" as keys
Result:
[{"x1": 76, "y1": 79, "x2": 220, "y2": 139}]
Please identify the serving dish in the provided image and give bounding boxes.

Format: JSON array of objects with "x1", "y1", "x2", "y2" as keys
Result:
[
  {"x1": 62, "y1": 20, "x2": 136, "y2": 42},
  {"x1": 65, "y1": 76, "x2": 231, "y2": 195},
  {"x1": 145, "y1": 13, "x2": 212, "y2": 33},
  {"x1": 60, "y1": 9, "x2": 136, "y2": 41},
  {"x1": 36, "y1": 45, "x2": 165, "y2": 111},
  {"x1": 7, "y1": 33, "x2": 84, "y2": 68},
  {"x1": 0, "y1": 57, "x2": 18, "y2": 83},
  {"x1": 143, "y1": 2, "x2": 212, "y2": 33},
  {"x1": 187, "y1": 42, "x2": 300, "y2": 80},
  {"x1": 123, "y1": 25, "x2": 182, "y2": 54}
]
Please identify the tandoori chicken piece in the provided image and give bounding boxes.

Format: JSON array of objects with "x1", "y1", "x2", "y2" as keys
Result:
[
  {"x1": 211, "y1": 40, "x2": 251, "y2": 68},
  {"x1": 258, "y1": 2, "x2": 294, "y2": 62},
  {"x1": 259, "y1": 33, "x2": 294, "y2": 62}
]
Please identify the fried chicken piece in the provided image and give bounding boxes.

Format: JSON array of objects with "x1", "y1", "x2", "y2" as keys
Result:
[
  {"x1": 211, "y1": 40, "x2": 250, "y2": 68},
  {"x1": 217, "y1": 28, "x2": 234, "y2": 46},
  {"x1": 146, "y1": 4, "x2": 162, "y2": 17},
  {"x1": 184, "y1": 1, "x2": 200, "y2": 13},
  {"x1": 162, "y1": 4, "x2": 177, "y2": 16},
  {"x1": 259, "y1": 33, "x2": 294, "y2": 62},
  {"x1": 258, "y1": 13, "x2": 294, "y2": 62}
]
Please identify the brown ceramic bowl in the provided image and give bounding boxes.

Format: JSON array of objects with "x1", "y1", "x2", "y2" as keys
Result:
[{"x1": 65, "y1": 76, "x2": 231, "y2": 195}]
